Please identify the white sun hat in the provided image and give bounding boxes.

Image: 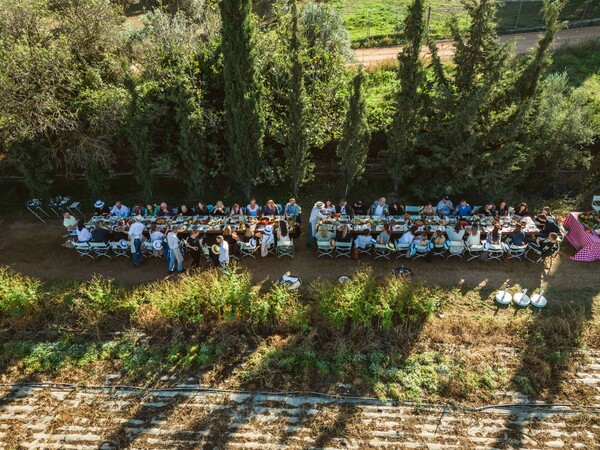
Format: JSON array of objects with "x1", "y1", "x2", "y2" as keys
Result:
[
  {"x1": 152, "y1": 240, "x2": 163, "y2": 250},
  {"x1": 119, "y1": 239, "x2": 129, "y2": 249},
  {"x1": 94, "y1": 200, "x2": 105, "y2": 208}
]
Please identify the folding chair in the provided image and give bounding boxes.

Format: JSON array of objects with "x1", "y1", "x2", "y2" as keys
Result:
[
  {"x1": 317, "y1": 240, "x2": 334, "y2": 258},
  {"x1": 485, "y1": 244, "x2": 504, "y2": 263},
  {"x1": 354, "y1": 239, "x2": 373, "y2": 257},
  {"x1": 592, "y1": 195, "x2": 600, "y2": 212},
  {"x1": 432, "y1": 243, "x2": 446, "y2": 259},
  {"x1": 508, "y1": 244, "x2": 528, "y2": 261},
  {"x1": 90, "y1": 242, "x2": 112, "y2": 260},
  {"x1": 467, "y1": 244, "x2": 484, "y2": 262},
  {"x1": 374, "y1": 243, "x2": 394, "y2": 260},
  {"x1": 411, "y1": 243, "x2": 430, "y2": 260},
  {"x1": 110, "y1": 241, "x2": 130, "y2": 259},
  {"x1": 447, "y1": 241, "x2": 465, "y2": 259},
  {"x1": 335, "y1": 241, "x2": 352, "y2": 259},
  {"x1": 67, "y1": 201, "x2": 83, "y2": 218},
  {"x1": 73, "y1": 242, "x2": 94, "y2": 259},
  {"x1": 525, "y1": 243, "x2": 559, "y2": 265},
  {"x1": 276, "y1": 204, "x2": 283, "y2": 214},
  {"x1": 405, "y1": 206, "x2": 422, "y2": 215},
  {"x1": 239, "y1": 241, "x2": 259, "y2": 259},
  {"x1": 277, "y1": 240, "x2": 294, "y2": 259},
  {"x1": 395, "y1": 243, "x2": 411, "y2": 259},
  {"x1": 48, "y1": 196, "x2": 70, "y2": 217},
  {"x1": 472, "y1": 206, "x2": 482, "y2": 215},
  {"x1": 26, "y1": 199, "x2": 50, "y2": 223}
]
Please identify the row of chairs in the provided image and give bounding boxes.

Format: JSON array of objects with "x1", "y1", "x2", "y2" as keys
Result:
[
  {"x1": 73, "y1": 241, "x2": 131, "y2": 260},
  {"x1": 237, "y1": 239, "x2": 295, "y2": 259}
]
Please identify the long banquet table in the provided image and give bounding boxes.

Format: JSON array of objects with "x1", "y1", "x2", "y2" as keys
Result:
[{"x1": 563, "y1": 212, "x2": 600, "y2": 262}]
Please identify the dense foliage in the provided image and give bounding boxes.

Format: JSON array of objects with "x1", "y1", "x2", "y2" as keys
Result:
[{"x1": 0, "y1": 0, "x2": 598, "y2": 200}]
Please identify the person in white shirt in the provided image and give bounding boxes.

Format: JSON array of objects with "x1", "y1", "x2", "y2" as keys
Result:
[
  {"x1": 76, "y1": 219, "x2": 92, "y2": 242},
  {"x1": 446, "y1": 222, "x2": 465, "y2": 243},
  {"x1": 260, "y1": 226, "x2": 275, "y2": 257},
  {"x1": 355, "y1": 229, "x2": 374, "y2": 249},
  {"x1": 370, "y1": 197, "x2": 389, "y2": 216},
  {"x1": 217, "y1": 235, "x2": 229, "y2": 267},
  {"x1": 111, "y1": 201, "x2": 130, "y2": 217},
  {"x1": 167, "y1": 227, "x2": 183, "y2": 273},
  {"x1": 277, "y1": 220, "x2": 292, "y2": 245},
  {"x1": 127, "y1": 215, "x2": 146, "y2": 267},
  {"x1": 307, "y1": 201, "x2": 327, "y2": 247},
  {"x1": 466, "y1": 224, "x2": 482, "y2": 247},
  {"x1": 63, "y1": 212, "x2": 77, "y2": 237},
  {"x1": 148, "y1": 224, "x2": 166, "y2": 258},
  {"x1": 397, "y1": 225, "x2": 418, "y2": 246}
]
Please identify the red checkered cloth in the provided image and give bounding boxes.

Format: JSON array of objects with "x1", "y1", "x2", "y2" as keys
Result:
[{"x1": 564, "y1": 212, "x2": 600, "y2": 262}]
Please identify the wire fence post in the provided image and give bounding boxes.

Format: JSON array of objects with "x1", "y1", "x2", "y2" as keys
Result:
[
  {"x1": 367, "y1": 10, "x2": 371, "y2": 41},
  {"x1": 427, "y1": 6, "x2": 431, "y2": 35},
  {"x1": 582, "y1": 1, "x2": 589, "y2": 21},
  {"x1": 514, "y1": 0, "x2": 524, "y2": 29}
]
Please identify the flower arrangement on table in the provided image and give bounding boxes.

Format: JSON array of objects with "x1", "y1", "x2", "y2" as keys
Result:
[{"x1": 578, "y1": 211, "x2": 600, "y2": 231}]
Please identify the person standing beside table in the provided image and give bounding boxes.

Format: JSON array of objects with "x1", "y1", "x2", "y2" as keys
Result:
[
  {"x1": 127, "y1": 215, "x2": 146, "y2": 268},
  {"x1": 167, "y1": 226, "x2": 183, "y2": 274},
  {"x1": 217, "y1": 235, "x2": 230, "y2": 268},
  {"x1": 307, "y1": 201, "x2": 327, "y2": 247},
  {"x1": 184, "y1": 230, "x2": 203, "y2": 270}
]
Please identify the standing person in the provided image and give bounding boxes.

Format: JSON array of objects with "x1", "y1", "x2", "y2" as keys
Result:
[
  {"x1": 217, "y1": 235, "x2": 229, "y2": 268},
  {"x1": 128, "y1": 215, "x2": 146, "y2": 268},
  {"x1": 307, "y1": 201, "x2": 327, "y2": 248},
  {"x1": 167, "y1": 226, "x2": 183, "y2": 274},
  {"x1": 436, "y1": 196, "x2": 454, "y2": 217},
  {"x1": 184, "y1": 230, "x2": 203, "y2": 270}
]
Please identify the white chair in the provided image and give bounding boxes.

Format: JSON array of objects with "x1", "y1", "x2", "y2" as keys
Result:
[
  {"x1": 317, "y1": 240, "x2": 334, "y2": 258},
  {"x1": 405, "y1": 206, "x2": 422, "y2": 215},
  {"x1": 508, "y1": 244, "x2": 528, "y2": 261},
  {"x1": 432, "y1": 243, "x2": 446, "y2": 259},
  {"x1": 90, "y1": 242, "x2": 112, "y2": 260},
  {"x1": 239, "y1": 241, "x2": 259, "y2": 259},
  {"x1": 395, "y1": 243, "x2": 411, "y2": 259},
  {"x1": 447, "y1": 241, "x2": 465, "y2": 259},
  {"x1": 485, "y1": 243, "x2": 504, "y2": 263},
  {"x1": 467, "y1": 244, "x2": 484, "y2": 262},
  {"x1": 335, "y1": 241, "x2": 352, "y2": 258},
  {"x1": 73, "y1": 242, "x2": 93, "y2": 259},
  {"x1": 354, "y1": 238, "x2": 373, "y2": 257},
  {"x1": 592, "y1": 195, "x2": 600, "y2": 212},
  {"x1": 110, "y1": 241, "x2": 130, "y2": 259},
  {"x1": 277, "y1": 240, "x2": 294, "y2": 259},
  {"x1": 411, "y1": 243, "x2": 430, "y2": 260},
  {"x1": 374, "y1": 243, "x2": 394, "y2": 260}
]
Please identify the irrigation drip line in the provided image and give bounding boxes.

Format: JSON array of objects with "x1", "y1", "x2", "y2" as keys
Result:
[{"x1": 1, "y1": 382, "x2": 599, "y2": 415}]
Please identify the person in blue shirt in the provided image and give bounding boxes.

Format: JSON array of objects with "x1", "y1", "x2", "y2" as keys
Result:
[
  {"x1": 454, "y1": 199, "x2": 473, "y2": 217},
  {"x1": 284, "y1": 198, "x2": 302, "y2": 223},
  {"x1": 436, "y1": 196, "x2": 454, "y2": 216},
  {"x1": 111, "y1": 201, "x2": 130, "y2": 217}
]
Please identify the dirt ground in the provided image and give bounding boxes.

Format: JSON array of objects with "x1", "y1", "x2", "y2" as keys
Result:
[
  {"x1": 355, "y1": 25, "x2": 600, "y2": 66},
  {"x1": 0, "y1": 214, "x2": 598, "y2": 291}
]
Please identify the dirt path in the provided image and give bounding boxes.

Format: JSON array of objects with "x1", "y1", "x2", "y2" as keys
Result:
[
  {"x1": 355, "y1": 25, "x2": 600, "y2": 66},
  {"x1": 1, "y1": 383, "x2": 599, "y2": 449},
  {"x1": 0, "y1": 215, "x2": 598, "y2": 291}
]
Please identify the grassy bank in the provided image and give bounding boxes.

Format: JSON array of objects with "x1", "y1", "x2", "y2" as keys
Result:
[{"x1": 1, "y1": 266, "x2": 598, "y2": 405}]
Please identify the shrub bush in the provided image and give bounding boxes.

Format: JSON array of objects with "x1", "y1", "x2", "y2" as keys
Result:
[{"x1": 0, "y1": 266, "x2": 42, "y2": 321}]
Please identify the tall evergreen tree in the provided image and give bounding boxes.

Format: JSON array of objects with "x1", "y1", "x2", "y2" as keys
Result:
[
  {"x1": 221, "y1": 0, "x2": 265, "y2": 198},
  {"x1": 387, "y1": 0, "x2": 426, "y2": 192},
  {"x1": 284, "y1": 1, "x2": 312, "y2": 197},
  {"x1": 337, "y1": 68, "x2": 370, "y2": 197}
]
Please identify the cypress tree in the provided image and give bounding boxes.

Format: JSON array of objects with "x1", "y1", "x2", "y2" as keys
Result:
[
  {"x1": 284, "y1": 1, "x2": 312, "y2": 197},
  {"x1": 387, "y1": 0, "x2": 425, "y2": 193},
  {"x1": 221, "y1": 0, "x2": 265, "y2": 199},
  {"x1": 337, "y1": 68, "x2": 370, "y2": 197}
]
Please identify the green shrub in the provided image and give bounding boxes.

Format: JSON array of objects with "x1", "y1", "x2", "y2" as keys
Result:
[{"x1": 0, "y1": 267, "x2": 42, "y2": 320}]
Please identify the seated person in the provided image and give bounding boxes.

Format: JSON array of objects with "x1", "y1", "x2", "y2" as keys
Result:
[
  {"x1": 223, "y1": 225, "x2": 240, "y2": 256},
  {"x1": 336, "y1": 224, "x2": 352, "y2": 243},
  {"x1": 284, "y1": 198, "x2": 301, "y2": 220},
  {"x1": 355, "y1": 229, "x2": 373, "y2": 249},
  {"x1": 277, "y1": 220, "x2": 292, "y2": 245},
  {"x1": 112, "y1": 220, "x2": 129, "y2": 241},
  {"x1": 397, "y1": 225, "x2": 418, "y2": 246},
  {"x1": 536, "y1": 217, "x2": 560, "y2": 244},
  {"x1": 446, "y1": 222, "x2": 465, "y2": 242},
  {"x1": 76, "y1": 219, "x2": 92, "y2": 242},
  {"x1": 377, "y1": 224, "x2": 391, "y2": 245},
  {"x1": 338, "y1": 199, "x2": 351, "y2": 216},
  {"x1": 411, "y1": 234, "x2": 431, "y2": 255},
  {"x1": 230, "y1": 203, "x2": 244, "y2": 217},
  {"x1": 131, "y1": 203, "x2": 144, "y2": 217},
  {"x1": 454, "y1": 199, "x2": 472, "y2": 217},
  {"x1": 143, "y1": 203, "x2": 157, "y2": 216},
  {"x1": 370, "y1": 197, "x2": 389, "y2": 217},
  {"x1": 352, "y1": 200, "x2": 369, "y2": 216},
  {"x1": 260, "y1": 226, "x2": 275, "y2": 257},
  {"x1": 246, "y1": 198, "x2": 261, "y2": 217},
  {"x1": 93, "y1": 200, "x2": 110, "y2": 216},
  {"x1": 91, "y1": 221, "x2": 110, "y2": 243},
  {"x1": 536, "y1": 206, "x2": 553, "y2": 224},
  {"x1": 389, "y1": 200, "x2": 405, "y2": 216},
  {"x1": 432, "y1": 229, "x2": 446, "y2": 247},
  {"x1": 485, "y1": 224, "x2": 502, "y2": 246},
  {"x1": 422, "y1": 201, "x2": 435, "y2": 217},
  {"x1": 497, "y1": 200, "x2": 509, "y2": 217},
  {"x1": 111, "y1": 201, "x2": 129, "y2": 217},
  {"x1": 149, "y1": 224, "x2": 164, "y2": 243},
  {"x1": 507, "y1": 224, "x2": 526, "y2": 247},
  {"x1": 436, "y1": 196, "x2": 454, "y2": 217},
  {"x1": 195, "y1": 201, "x2": 209, "y2": 216},
  {"x1": 316, "y1": 225, "x2": 335, "y2": 243},
  {"x1": 156, "y1": 202, "x2": 175, "y2": 217},
  {"x1": 322, "y1": 200, "x2": 335, "y2": 215},
  {"x1": 466, "y1": 224, "x2": 482, "y2": 247},
  {"x1": 212, "y1": 201, "x2": 227, "y2": 216},
  {"x1": 63, "y1": 212, "x2": 77, "y2": 235},
  {"x1": 515, "y1": 202, "x2": 528, "y2": 217},
  {"x1": 481, "y1": 201, "x2": 496, "y2": 217},
  {"x1": 178, "y1": 205, "x2": 191, "y2": 216},
  {"x1": 263, "y1": 199, "x2": 279, "y2": 216},
  {"x1": 530, "y1": 232, "x2": 559, "y2": 254}
]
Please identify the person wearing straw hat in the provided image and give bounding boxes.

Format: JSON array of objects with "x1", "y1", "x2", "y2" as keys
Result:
[
  {"x1": 127, "y1": 215, "x2": 146, "y2": 268},
  {"x1": 94, "y1": 200, "x2": 110, "y2": 217},
  {"x1": 307, "y1": 201, "x2": 327, "y2": 248},
  {"x1": 167, "y1": 226, "x2": 183, "y2": 273},
  {"x1": 216, "y1": 235, "x2": 229, "y2": 268}
]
